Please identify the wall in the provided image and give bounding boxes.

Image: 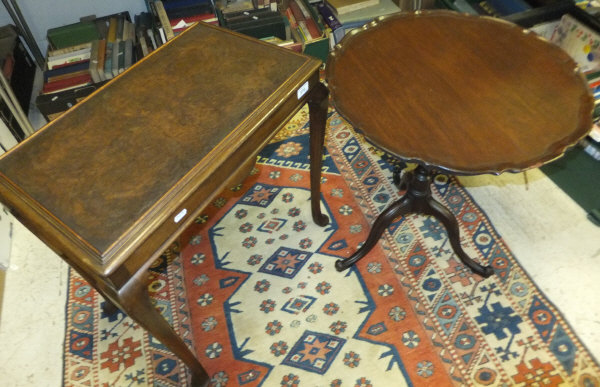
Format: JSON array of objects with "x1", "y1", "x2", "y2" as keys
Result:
[{"x1": 0, "y1": 0, "x2": 147, "y2": 56}]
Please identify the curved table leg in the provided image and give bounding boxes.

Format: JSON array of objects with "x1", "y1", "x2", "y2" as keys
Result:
[
  {"x1": 335, "y1": 195, "x2": 414, "y2": 271},
  {"x1": 335, "y1": 165, "x2": 494, "y2": 278},
  {"x1": 118, "y1": 274, "x2": 209, "y2": 386},
  {"x1": 308, "y1": 82, "x2": 330, "y2": 227},
  {"x1": 101, "y1": 298, "x2": 120, "y2": 316},
  {"x1": 423, "y1": 196, "x2": 495, "y2": 278}
]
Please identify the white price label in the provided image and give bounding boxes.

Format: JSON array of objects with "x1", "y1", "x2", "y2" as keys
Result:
[
  {"x1": 297, "y1": 82, "x2": 309, "y2": 99},
  {"x1": 174, "y1": 208, "x2": 187, "y2": 223}
]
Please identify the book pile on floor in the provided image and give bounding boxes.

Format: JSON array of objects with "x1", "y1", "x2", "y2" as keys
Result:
[
  {"x1": 160, "y1": 0, "x2": 219, "y2": 34},
  {"x1": 34, "y1": 0, "x2": 404, "y2": 121},
  {"x1": 215, "y1": 0, "x2": 329, "y2": 60},
  {"x1": 142, "y1": 0, "x2": 218, "y2": 42},
  {"x1": 35, "y1": 1, "x2": 219, "y2": 121},
  {"x1": 36, "y1": 12, "x2": 136, "y2": 122},
  {"x1": 285, "y1": 0, "x2": 324, "y2": 46},
  {"x1": 317, "y1": 0, "x2": 401, "y2": 46},
  {"x1": 43, "y1": 15, "x2": 137, "y2": 95}
]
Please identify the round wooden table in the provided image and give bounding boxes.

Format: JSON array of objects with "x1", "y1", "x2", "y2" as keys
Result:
[{"x1": 325, "y1": 10, "x2": 593, "y2": 277}]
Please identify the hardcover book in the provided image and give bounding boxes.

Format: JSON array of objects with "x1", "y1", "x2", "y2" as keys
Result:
[
  {"x1": 219, "y1": 8, "x2": 288, "y2": 40},
  {"x1": 42, "y1": 73, "x2": 92, "y2": 94},
  {"x1": 47, "y1": 21, "x2": 100, "y2": 49},
  {"x1": 289, "y1": 0, "x2": 321, "y2": 39},
  {"x1": 112, "y1": 40, "x2": 123, "y2": 77},
  {"x1": 47, "y1": 42, "x2": 92, "y2": 59},
  {"x1": 35, "y1": 83, "x2": 106, "y2": 121},
  {"x1": 124, "y1": 39, "x2": 133, "y2": 71},
  {"x1": 88, "y1": 40, "x2": 101, "y2": 83},
  {"x1": 107, "y1": 17, "x2": 118, "y2": 42},
  {"x1": 326, "y1": 0, "x2": 380, "y2": 15},
  {"x1": 46, "y1": 47, "x2": 91, "y2": 70},
  {"x1": 104, "y1": 42, "x2": 114, "y2": 80},
  {"x1": 334, "y1": 0, "x2": 399, "y2": 24},
  {"x1": 96, "y1": 39, "x2": 107, "y2": 82},
  {"x1": 154, "y1": 1, "x2": 176, "y2": 40},
  {"x1": 44, "y1": 61, "x2": 90, "y2": 83}
]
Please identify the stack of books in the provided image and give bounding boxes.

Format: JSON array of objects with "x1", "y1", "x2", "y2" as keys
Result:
[
  {"x1": 286, "y1": 0, "x2": 323, "y2": 44},
  {"x1": 134, "y1": 11, "x2": 166, "y2": 58},
  {"x1": 37, "y1": 12, "x2": 144, "y2": 121},
  {"x1": 35, "y1": 2, "x2": 221, "y2": 121},
  {"x1": 155, "y1": 0, "x2": 218, "y2": 36},
  {"x1": 135, "y1": 0, "x2": 178, "y2": 56},
  {"x1": 219, "y1": 7, "x2": 289, "y2": 40},
  {"x1": 43, "y1": 22, "x2": 98, "y2": 95},
  {"x1": 326, "y1": 0, "x2": 380, "y2": 15},
  {"x1": 43, "y1": 44, "x2": 94, "y2": 94},
  {"x1": 318, "y1": 0, "x2": 400, "y2": 46},
  {"x1": 214, "y1": 0, "x2": 328, "y2": 59},
  {"x1": 136, "y1": 0, "x2": 218, "y2": 57},
  {"x1": 41, "y1": 14, "x2": 137, "y2": 96}
]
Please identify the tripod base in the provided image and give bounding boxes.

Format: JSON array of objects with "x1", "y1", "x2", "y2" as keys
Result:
[{"x1": 335, "y1": 166, "x2": 494, "y2": 278}]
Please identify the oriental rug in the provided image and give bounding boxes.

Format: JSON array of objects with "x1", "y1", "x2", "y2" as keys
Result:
[{"x1": 63, "y1": 106, "x2": 600, "y2": 386}]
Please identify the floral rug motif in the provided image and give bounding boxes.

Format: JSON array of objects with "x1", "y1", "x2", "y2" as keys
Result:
[{"x1": 63, "y1": 106, "x2": 600, "y2": 386}]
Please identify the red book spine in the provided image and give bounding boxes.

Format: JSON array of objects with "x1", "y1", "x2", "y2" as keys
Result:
[
  {"x1": 289, "y1": 0, "x2": 321, "y2": 39},
  {"x1": 42, "y1": 73, "x2": 92, "y2": 94},
  {"x1": 170, "y1": 13, "x2": 215, "y2": 27},
  {"x1": 285, "y1": 8, "x2": 299, "y2": 29},
  {"x1": 304, "y1": 18, "x2": 321, "y2": 39},
  {"x1": 289, "y1": 0, "x2": 305, "y2": 21}
]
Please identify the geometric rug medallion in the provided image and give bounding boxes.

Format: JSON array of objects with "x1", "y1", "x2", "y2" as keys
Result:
[{"x1": 63, "y1": 106, "x2": 600, "y2": 386}]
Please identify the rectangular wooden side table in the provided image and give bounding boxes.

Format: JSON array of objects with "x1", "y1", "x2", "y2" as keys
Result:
[{"x1": 0, "y1": 23, "x2": 329, "y2": 386}]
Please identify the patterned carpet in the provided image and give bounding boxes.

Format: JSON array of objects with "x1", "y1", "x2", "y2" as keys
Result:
[{"x1": 63, "y1": 107, "x2": 600, "y2": 386}]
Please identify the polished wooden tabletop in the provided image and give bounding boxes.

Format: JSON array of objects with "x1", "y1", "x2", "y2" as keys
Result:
[
  {"x1": 326, "y1": 10, "x2": 594, "y2": 175},
  {"x1": 0, "y1": 23, "x2": 322, "y2": 280}
]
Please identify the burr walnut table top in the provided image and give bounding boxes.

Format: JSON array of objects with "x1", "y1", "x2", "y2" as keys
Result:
[
  {"x1": 0, "y1": 22, "x2": 322, "y2": 285},
  {"x1": 326, "y1": 10, "x2": 593, "y2": 175}
]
